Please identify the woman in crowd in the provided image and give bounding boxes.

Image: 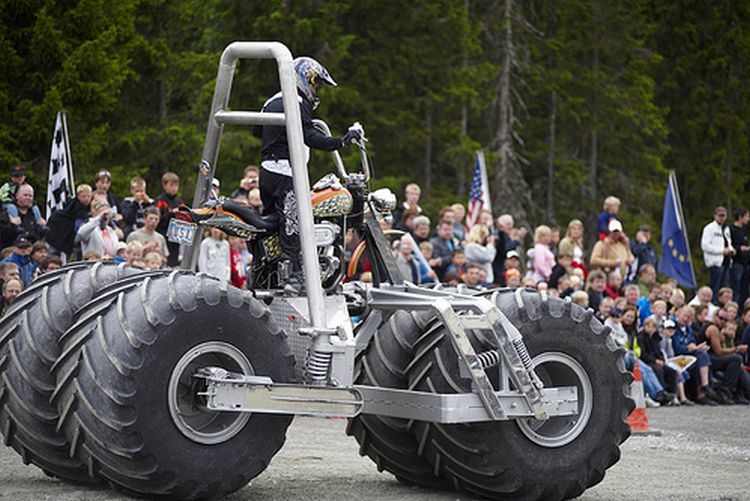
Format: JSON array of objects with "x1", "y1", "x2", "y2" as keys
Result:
[
  {"x1": 75, "y1": 200, "x2": 121, "y2": 260},
  {"x1": 463, "y1": 224, "x2": 497, "y2": 283},
  {"x1": 558, "y1": 219, "x2": 587, "y2": 275}
]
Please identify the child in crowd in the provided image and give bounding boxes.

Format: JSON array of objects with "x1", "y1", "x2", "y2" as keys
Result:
[
  {"x1": 571, "y1": 290, "x2": 589, "y2": 308},
  {"x1": 144, "y1": 251, "x2": 164, "y2": 270},
  {"x1": 113, "y1": 241, "x2": 127, "y2": 263},
  {"x1": 504, "y1": 268, "x2": 521, "y2": 288},
  {"x1": 531, "y1": 225, "x2": 555, "y2": 282},
  {"x1": 548, "y1": 253, "x2": 572, "y2": 290},
  {"x1": 228, "y1": 236, "x2": 249, "y2": 289},
  {"x1": 41, "y1": 256, "x2": 62, "y2": 273},
  {"x1": 121, "y1": 176, "x2": 154, "y2": 237},
  {"x1": 198, "y1": 228, "x2": 230, "y2": 282},
  {"x1": 248, "y1": 188, "x2": 263, "y2": 214},
  {"x1": 649, "y1": 300, "x2": 668, "y2": 330},
  {"x1": 155, "y1": 172, "x2": 183, "y2": 267},
  {"x1": 596, "y1": 296, "x2": 614, "y2": 322},
  {"x1": 126, "y1": 241, "x2": 144, "y2": 267}
]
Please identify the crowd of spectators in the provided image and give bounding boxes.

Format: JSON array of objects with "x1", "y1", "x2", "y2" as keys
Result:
[
  {"x1": 0, "y1": 164, "x2": 262, "y2": 314},
  {"x1": 1, "y1": 165, "x2": 748, "y2": 409},
  {"x1": 372, "y1": 185, "x2": 750, "y2": 407}
]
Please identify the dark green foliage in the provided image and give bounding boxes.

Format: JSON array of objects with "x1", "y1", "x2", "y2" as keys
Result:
[{"x1": 0, "y1": 0, "x2": 748, "y2": 271}]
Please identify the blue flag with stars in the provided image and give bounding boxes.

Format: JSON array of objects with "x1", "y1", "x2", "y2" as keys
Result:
[{"x1": 658, "y1": 171, "x2": 696, "y2": 288}]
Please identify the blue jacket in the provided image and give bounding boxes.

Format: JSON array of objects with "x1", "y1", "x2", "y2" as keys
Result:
[
  {"x1": 672, "y1": 322, "x2": 695, "y2": 356},
  {"x1": 2, "y1": 252, "x2": 36, "y2": 287}
]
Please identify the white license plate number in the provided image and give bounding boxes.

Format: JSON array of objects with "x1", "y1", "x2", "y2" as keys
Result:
[{"x1": 167, "y1": 219, "x2": 197, "y2": 245}]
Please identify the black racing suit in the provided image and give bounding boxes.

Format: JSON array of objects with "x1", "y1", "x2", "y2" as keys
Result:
[{"x1": 252, "y1": 92, "x2": 344, "y2": 270}]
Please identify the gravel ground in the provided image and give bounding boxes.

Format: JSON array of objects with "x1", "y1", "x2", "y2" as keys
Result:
[{"x1": 1, "y1": 406, "x2": 748, "y2": 500}]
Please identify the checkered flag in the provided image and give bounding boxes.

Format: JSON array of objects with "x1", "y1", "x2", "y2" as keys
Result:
[{"x1": 46, "y1": 111, "x2": 75, "y2": 219}]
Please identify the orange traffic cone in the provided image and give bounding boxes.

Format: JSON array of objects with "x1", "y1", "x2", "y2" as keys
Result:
[{"x1": 627, "y1": 361, "x2": 662, "y2": 436}]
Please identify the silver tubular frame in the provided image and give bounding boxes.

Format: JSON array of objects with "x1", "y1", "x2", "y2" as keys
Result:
[
  {"x1": 185, "y1": 42, "x2": 554, "y2": 425},
  {"x1": 183, "y1": 41, "x2": 325, "y2": 329}
]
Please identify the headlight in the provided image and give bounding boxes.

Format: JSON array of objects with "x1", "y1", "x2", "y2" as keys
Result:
[{"x1": 369, "y1": 188, "x2": 397, "y2": 212}]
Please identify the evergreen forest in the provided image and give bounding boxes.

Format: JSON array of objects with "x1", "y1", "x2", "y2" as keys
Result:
[{"x1": 1, "y1": 0, "x2": 749, "y2": 262}]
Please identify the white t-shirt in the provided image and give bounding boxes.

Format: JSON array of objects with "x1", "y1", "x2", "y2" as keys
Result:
[{"x1": 198, "y1": 237, "x2": 230, "y2": 282}]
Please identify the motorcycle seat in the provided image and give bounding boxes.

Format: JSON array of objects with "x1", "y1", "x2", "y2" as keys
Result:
[{"x1": 221, "y1": 200, "x2": 280, "y2": 232}]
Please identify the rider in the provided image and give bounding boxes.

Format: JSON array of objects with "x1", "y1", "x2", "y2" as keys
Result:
[{"x1": 253, "y1": 56, "x2": 361, "y2": 281}]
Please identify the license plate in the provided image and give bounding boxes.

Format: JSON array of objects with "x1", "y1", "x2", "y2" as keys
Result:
[{"x1": 167, "y1": 219, "x2": 197, "y2": 245}]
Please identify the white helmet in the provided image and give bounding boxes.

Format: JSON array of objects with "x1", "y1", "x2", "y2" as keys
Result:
[{"x1": 293, "y1": 57, "x2": 337, "y2": 107}]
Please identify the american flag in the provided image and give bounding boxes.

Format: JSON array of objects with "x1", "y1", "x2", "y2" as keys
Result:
[
  {"x1": 46, "y1": 111, "x2": 75, "y2": 219},
  {"x1": 466, "y1": 150, "x2": 492, "y2": 230}
]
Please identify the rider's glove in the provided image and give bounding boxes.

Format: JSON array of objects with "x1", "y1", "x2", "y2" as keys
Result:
[{"x1": 340, "y1": 128, "x2": 362, "y2": 147}]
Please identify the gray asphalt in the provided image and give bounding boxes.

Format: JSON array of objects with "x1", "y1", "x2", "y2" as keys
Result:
[{"x1": 1, "y1": 406, "x2": 748, "y2": 500}]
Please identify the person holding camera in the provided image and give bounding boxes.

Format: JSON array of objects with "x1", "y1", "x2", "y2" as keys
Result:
[
  {"x1": 590, "y1": 220, "x2": 635, "y2": 278},
  {"x1": 231, "y1": 165, "x2": 260, "y2": 201},
  {"x1": 75, "y1": 199, "x2": 122, "y2": 260}
]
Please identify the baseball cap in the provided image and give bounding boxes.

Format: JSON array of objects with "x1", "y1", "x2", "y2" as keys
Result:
[
  {"x1": 506, "y1": 250, "x2": 520, "y2": 260},
  {"x1": 13, "y1": 235, "x2": 32, "y2": 248},
  {"x1": 608, "y1": 220, "x2": 623, "y2": 233},
  {"x1": 611, "y1": 307, "x2": 623, "y2": 318},
  {"x1": 212, "y1": 178, "x2": 221, "y2": 188},
  {"x1": 10, "y1": 166, "x2": 25, "y2": 177},
  {"x1": 638, "y1": 224, "x2": 651, "y2": 232},
  {"x1": 663, "y1": 319, "x2": 676, "y2": 329}
]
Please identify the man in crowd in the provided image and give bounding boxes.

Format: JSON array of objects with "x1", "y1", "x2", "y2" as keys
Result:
[
  {"x1": 1, "y1": 278, "x2": 22, "y2": 315},
  {"x1": 429, "y1": 221, "x2": 457, "y2": 281},
  {"x1": 127, "y1": 207, "x2": 169, "y2": 260},
  {"x1": 0, "y1": 184, "x2": 48, "y2": 248},
  {"x1": 636, "y1": 264, "x2": 657, "y2": 297},
  {"x1": 673, "y1": 305, "x2": 719, "y2": 405},
  {"x1": 729, "y1": 207, "x2": 750, "y2": 305},
  {"x1": 395, "y1": 239, "x2": 422, "y2": 285},
  {"x1": 701, "y1": 206, "x2": 734, "y2": 302},
  {"x1": 590, "y1": 220, "x2": 634, "y2": 277},
  {"x1": 702, "y1": 307, "x2": 746, "y2": 404},
  {"x1": 688, "y1": 285, "x2": 719, "y2": 321}
]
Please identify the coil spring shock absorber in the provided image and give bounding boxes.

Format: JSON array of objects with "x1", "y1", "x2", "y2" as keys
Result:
[
  {"x1": 305, "y1": 349, "x2": 333, "y2": 384},
  {"x1": 476, "y1": 349, "x2": 502, "y2": 370},
  {"x1": 512, "y1": 338, "x2": 544, "y2": 390}
]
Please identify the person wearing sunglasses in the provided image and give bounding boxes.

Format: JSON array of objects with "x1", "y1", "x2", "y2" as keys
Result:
[{"x1": 705, "y1": 308, "x2": 749, "y2": 405}]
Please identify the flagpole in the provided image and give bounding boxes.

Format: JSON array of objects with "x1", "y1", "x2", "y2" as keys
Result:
[
  {"x1": 670, "y1": 170, "x2": 697, "y2": 289},
  {"x1": 62, "y1": 111, "x2": 75, "y2": 193}
]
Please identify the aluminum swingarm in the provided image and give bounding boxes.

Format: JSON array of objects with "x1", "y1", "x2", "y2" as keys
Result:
[{"x1": 196, "y1": 369, "x2": 577, "y2": 423}]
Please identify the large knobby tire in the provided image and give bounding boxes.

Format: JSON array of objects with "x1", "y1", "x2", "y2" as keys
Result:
[
  {"x1": 0, "y1": 262, "x2": 144, "y2": 483},
  {"x1": 406, "y1": 289, "x2": 633, "y2": 500},
  {"x1": 346, "y1": 310, "x2": 450, "y2": 489},
  {"x1": 51, "y1": 271, "x2": 295, "y2": 499}
]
